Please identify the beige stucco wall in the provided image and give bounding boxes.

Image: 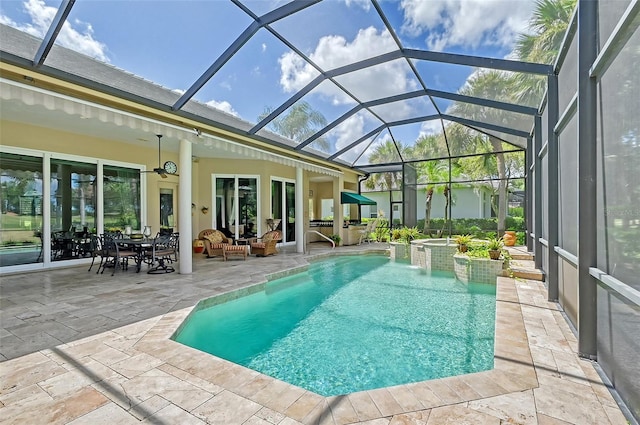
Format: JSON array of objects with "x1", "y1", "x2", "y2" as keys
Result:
[
  {"x1": 2, "y1": 119, "x2": 360, "y2": 240},
  {"x1": 194, "y1": 158, "x2": 306, "y2": 236},
  {"x1": 1, "y1": 119, "x2": 181, "y2": 235}
]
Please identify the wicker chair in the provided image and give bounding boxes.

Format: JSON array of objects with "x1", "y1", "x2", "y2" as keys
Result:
[
  {"x1": 250, "y1": 230, "x2": 282, "y2": 257},
  {"x1": 198, "y1": 229, "x2": 233, "y2": 258}
]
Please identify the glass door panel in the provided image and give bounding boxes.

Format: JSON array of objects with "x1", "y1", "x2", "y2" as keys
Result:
[
  {"x1": 215, "y1": 177, "x2": 236, "y2": 235},
  {"x1": 285, "y1": 182, "x2": 295, "y2": 243},
  {"x1": 0, "y1": 152, "x2": 43, "y2": 266},
  {"x1": 103, "y1": 165, "x2": 141, "y2": 232},
  {"x1": 215, "y1": 176, "x2": 258, "y2": 239},
  {"x1": 50, "y1": 159, "x2": 96, "y2": 261},
  {"x1": 271, "y1": 179, "x2": 295, "y2": 244},
  {"x1": 238, "y1": 178, "x2": 257, "y2": 238},
  {"x1": 271, "y1": 180, "x2": 283, "y2": 230}
]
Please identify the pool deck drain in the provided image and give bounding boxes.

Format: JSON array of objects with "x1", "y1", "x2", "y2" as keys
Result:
[{"x1": 0, "y1": 244, "x2": 629, "y2": 424}]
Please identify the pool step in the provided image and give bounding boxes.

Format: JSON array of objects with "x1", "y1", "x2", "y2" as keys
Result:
[
  {"x1": 505, "y1": 258, "x2": 545, "y2": 281},
  {"x1": 505, "y1": 246, "x2": 534, "y2": 261}
]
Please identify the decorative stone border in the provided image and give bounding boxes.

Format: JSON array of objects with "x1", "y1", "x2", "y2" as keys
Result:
[
  {"x1": 389, "y1": 241, "x2": 410, "y2": 261},
  {"x1": 422, "y1": 239, "x2": 458, "y2": 272},
  {"x1": 454, "y1": 254, "x2": 504, "y2": 284}
]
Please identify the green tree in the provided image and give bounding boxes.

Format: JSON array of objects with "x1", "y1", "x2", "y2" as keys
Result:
[
  {"x1": 258, "y1": 101, "x2": 329, "y2": 152},
  {"x1": 417, "y1": 159, "x2": 455, "y2": 235},
  {"x1": 363, "y1": 140, "x2": 407, "y2": 191},
  {"x1": 511, "y1": 0, "x2": 577, "y2": 105},
  {"x1": 448, "y1": 70, "x2": 520, "y2": 235}
]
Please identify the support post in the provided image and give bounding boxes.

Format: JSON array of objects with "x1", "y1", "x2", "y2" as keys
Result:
[
  {"x1": 295, "y1": 167, "x2": 304, "y2": 253},
  {"x1": 333, "y1": 175, "x2": 344, "y2": 239},
  {"x1": 547, "y1": 74, "x2": 560, "y2": 301},
  {"x1": 178, "y1": 139, "x2": 192, "y2": 274},
  {"x1": 525, "y1": 139, "x2": 533, "y2": 252},
  {"x1": 534, "y1": 116, "x2": 543, "y2": 270},
  {"x1": 577, "y1": 0, "x2": 598, "y2": 359}
]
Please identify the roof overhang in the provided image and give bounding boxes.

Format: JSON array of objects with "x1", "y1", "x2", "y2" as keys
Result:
[{"x1": 0, "y1": 77, "x2": 343, "y2": 178}]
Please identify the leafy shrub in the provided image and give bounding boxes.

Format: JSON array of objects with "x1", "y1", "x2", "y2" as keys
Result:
[
  {"x1": 391, "y1": 226, "x2": 421, "y2": 243},
  {"x1": 374, "y1": 226, "x2": 389, "y2": 242},
  {"x1": 468, "y1": 225, "x2": 483, "y2": 238},
  {"x1": 423, "y1": 217, "x2": 526, "y2": 234},
  {"x1": 454, "y1": 234, "x2": 473, "y2": 245},
  {"x1": 487, "y1": 237, "x2": 504, "y2": 250},
  {"x1": 505, "y1": 216, "x2": 525, "y2": 231},
  {"x1": 509, "y1": 207, "x2": 524, "y2": 217}
]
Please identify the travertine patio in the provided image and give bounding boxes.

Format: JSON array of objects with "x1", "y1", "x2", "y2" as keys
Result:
[{"x1": 0, "y1": 245, "x2": 630, "y2": 424}]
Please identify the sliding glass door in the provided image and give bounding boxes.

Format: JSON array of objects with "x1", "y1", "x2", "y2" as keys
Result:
[
  {"x1": 0, "y1": 152, "x2": 43, "y2": 266},
  {"x1": 214, "y1": 175, "x2": 259, "y2": 239},
  {"x1": 1, "y1": 148, "x2": 143, "y2": 269},
  {"x1": 271, "y1": 179, "x2": 296, "y2": 244}
]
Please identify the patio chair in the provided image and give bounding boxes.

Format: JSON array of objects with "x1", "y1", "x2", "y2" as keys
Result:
[
  {"x1": 358, "y1": 219, "x2": 378, "y2": 245},
  {"x1": 198, "y1": 229, "x2": 233, "y2": 258},
  {"x1": 146, "y1": 233, "x2": 177, "y2": 274},
  {"x1": 250, "y1": 230, "x2": 282, "y2": 257},
  {"x1": 100, "y1": 234, "x2": 138, "y2": 276},
  {"x1": 87, "y1": 234, "x2": 106, "y2": 273}
]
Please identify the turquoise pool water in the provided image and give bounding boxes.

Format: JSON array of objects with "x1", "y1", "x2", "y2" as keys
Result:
[{"x1": 174, "y1": 255, "x2": 496, "y2": 396}]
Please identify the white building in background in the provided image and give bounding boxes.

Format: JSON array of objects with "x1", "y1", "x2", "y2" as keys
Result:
[{"x1": 360, "y1": 186, "x2": 495, "y2": 223}]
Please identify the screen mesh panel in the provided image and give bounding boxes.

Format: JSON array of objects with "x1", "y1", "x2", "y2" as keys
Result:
[
  {"x1": 598, "y1": 0, "x2": 633, "y2": 50},
  {"x1": 558, "y1": 35, "x2": 577, "y2": 116},
  {"x1": 597, "y1": 28, "x2": 640, "y2": 288},
  {"x1": 558, "y1": 115, "x2": 578, "y2": 256}
]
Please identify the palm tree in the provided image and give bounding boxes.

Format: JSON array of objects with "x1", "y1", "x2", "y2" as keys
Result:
[
  {"x1": 416, "y1": 158, "x2": 450, "y2": 235},
  {"x1": 511, "y1": 0, "x2": 577, "y2": 105},
  {"x1": 448, "y1": 70, "x2": 522, "y2": 235},
  {"x1": 363, "y1": 140, "x2": 407, "y2": 191},
  {"x1": 258, "y1": 101, "x2": 330, "y2": 152}
]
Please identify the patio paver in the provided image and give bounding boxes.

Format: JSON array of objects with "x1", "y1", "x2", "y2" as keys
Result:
[{"x1": 0, "y1": 244, "x2": 631, "y2": 424}]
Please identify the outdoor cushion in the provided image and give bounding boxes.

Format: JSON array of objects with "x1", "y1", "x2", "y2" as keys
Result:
[{"x1": 203, "y1": 232, "x2": 223, "y2": 244}]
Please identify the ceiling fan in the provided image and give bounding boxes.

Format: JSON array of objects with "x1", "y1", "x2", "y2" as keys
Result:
[{"x1": 142, "y1": 134, "x2": 178, "y2": 178}]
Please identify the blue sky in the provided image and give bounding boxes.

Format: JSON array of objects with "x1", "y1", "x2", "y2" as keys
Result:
[{"x1": 1, "y1": 0, "x2": 537, "y2": 163}]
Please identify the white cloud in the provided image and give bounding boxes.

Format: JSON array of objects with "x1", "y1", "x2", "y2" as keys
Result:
[
  {"x1": 205, "y1": 99, "x2": 240, "y2": 117},
  {"x1": 279, "y1": 26, "x2": 414, "y2": 106},
  {"x1": 278, "y1": 27, "x2": 436, "y2": 152},
  {"x1": 344, "y1": 0, "x2": 370, "y2": 12},
  {"x1": 419, "y1": 119, "x2": 444, "y2": 137},
  {"x1": 333, "y1": 114, "x2": 366, "y2": 152},
  {"x1": 400, "y1": 0, "x2": 536, "y2": 51},
  {"x1": 1, "y1": 0, "x2": 108, "y2": 61}
]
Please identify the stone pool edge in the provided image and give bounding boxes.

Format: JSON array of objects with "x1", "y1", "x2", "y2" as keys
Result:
[{"x1": 132, "y1": 263, "x2": 538, "y2": 422}]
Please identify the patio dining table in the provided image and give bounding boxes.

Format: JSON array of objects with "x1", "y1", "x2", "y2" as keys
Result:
[{"x1": 117, "y1": 238, "x2": 153, "y2": 273}]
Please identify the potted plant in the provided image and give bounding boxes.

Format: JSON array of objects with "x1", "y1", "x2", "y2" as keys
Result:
[
  {"x1": 455, "y1": 234, "x2": 472, "y2": 253},
  {"x1": 487, "y1": 237, "x2": 504, "y2": 260},
  {"x1": 329, "y1": 234, "x2": 342, "y2": 246}
]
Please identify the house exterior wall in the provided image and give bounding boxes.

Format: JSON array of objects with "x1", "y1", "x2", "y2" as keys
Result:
[
  {"x1": 1, "y1": 119, "x2": 356, "y2": 244},
  {"x1": 360, "y1": 187, "x2": 493, "y2": 222}
]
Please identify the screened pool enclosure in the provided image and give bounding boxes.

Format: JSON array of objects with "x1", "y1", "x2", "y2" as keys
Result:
[{"x1": 0, "y1": 0, "x2": 638, "y2": 420}]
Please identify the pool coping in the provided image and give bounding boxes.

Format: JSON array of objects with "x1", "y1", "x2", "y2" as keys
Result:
[{"x1": 133, "y1": 264, "x2": 538, "y2": 423}]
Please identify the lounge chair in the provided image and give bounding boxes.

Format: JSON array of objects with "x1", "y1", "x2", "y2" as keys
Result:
[
  {"x1": 198, "y1": 229, "x2": 233, "y2": 258},
  {"x1": 250, "y1": 230, "x2": 282, "y2": 257},
  {"x1": 358, "y1": 219, "x2": 379, "y2": 244}
]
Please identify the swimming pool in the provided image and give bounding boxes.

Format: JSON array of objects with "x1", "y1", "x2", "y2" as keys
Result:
[{"x1": 174, "y1": 255, "x2": 496, "y2": 396}]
